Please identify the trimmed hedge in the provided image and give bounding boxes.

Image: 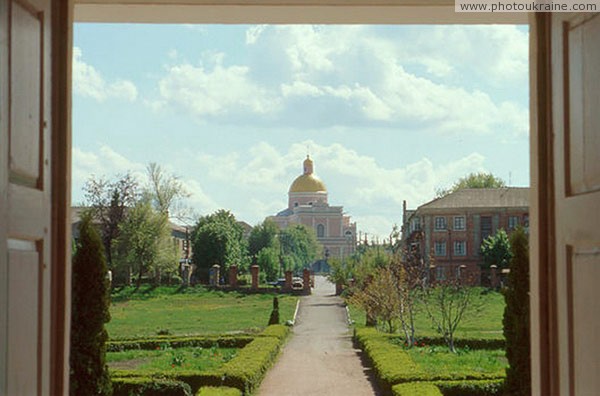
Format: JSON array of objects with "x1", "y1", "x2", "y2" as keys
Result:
[
  {"x1": 111, "y1": 325, "x2": 290, "y2": 394},
  {"x1": 196, "y1": 386, "x2": 243, "y2": 396},
  {"x1": 355, "y1": 327, "x2": 505, "y2": 393},
  {"x1": 391, "y1": 380, "x2": 505, "y2": 396},
  {"x1": 390, "y1": 336, "x2": 505, "y2": 350},
  {"x1": 435, "y1": 379, "x2": 505, "y2": 396},
  {"x1": 108, "y1": 335, "x2": 254, "y2": 352},
  {"x1": 112, "y1": 376, "x2": 192, "y2": 396},
  {"x1": 392, "y1": 382, "x2": 443, "y2": 396},
  {"x1": 255, "y1": 324, "x2": 289, "y2": 340}
]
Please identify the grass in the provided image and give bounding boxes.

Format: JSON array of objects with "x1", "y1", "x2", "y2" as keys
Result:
[
  {"x1": 348, "y1": 287, "x2": 505, "y2": 340},
  {"x1": 108, "y1": 285, "x2": 297, "y2": 339},
  {"x1": 107, "y1": 346, "x2": 238, "y2": 373},
  {"x1": 405, "y1": 346, "x2": 507, "y2": 379}
]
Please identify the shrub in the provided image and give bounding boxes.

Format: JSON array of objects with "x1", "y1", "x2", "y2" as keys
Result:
[
  {"x1": 70, "y1": 213, "x2": 113, "y2": 396},
  {"x1": 390, "y1": 336, "x2": 505, "y2": 351},
  {"x1": 435, "y1": 379, "x2": 505, "y2": 396},
  {"x1": 392, "y1": 382, "x2": 443, "y2": 396},
  {"x1": 112, "y1": 376, "x2": 192, "y2": 396},
  {"x1": 354, "y1": 328, "x2": 422, "y2": 390},
  {"x1": 257, "y1": 324, "x2": 290, "y2": 340},
  {"x1": 196, "y1": 386, "x2": 242, "y2": 396},
  {"x1": 503, "y1": 227, "x2": 530, "y2": 396},
  {"x1": 268, "y1": 296, "x2": 280, "y2": 325},
  {"x1": 107, "y1": 336, "x2": 254, "y2": 352}
]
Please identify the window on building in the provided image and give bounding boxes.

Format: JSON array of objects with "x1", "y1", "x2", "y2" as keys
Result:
[
  {"x1": 436, "y1": 266, "x2": 446, "y2": 280},
  {"x1": 453, "y1": 216, "x2": 466, "y2": 230},
  {"x1": 523, "y1": 214, "x2": 529, "y2": 228},
  {"x1": 434, "y1": 241, "x2": 446, "y2": 256},
  {"x1": 481, "y1": 216, "x2": 492, "y2": 240},
  {"x1": 434, "y1": 216, "x2": 447, "y2": 230},
  {"x1": 454, "y1": 240, "x2": 466, "y2": 256},
  {"x1": 508, "y1": 216, "x2": 519, "y2": 230},
  {"x1": 411, "y1": 218, "x2": 421, "y2": 232},
  {"x1": 294, "y1": 202, "x2": 298, "y2": 207},
  {"x1": 317, "y1": 224, "x2": 325, "y2": 238}
]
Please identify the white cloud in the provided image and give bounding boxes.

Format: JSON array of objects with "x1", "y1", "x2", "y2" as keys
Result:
[
  {"x1": 72, "y1": 47, "x2": 138, "y2": 102},
  {"x1": 154, "y1": 54, "x2": 280, "y2": 118},
  {"x1": 246, "y1": 25, "x2": 267, "y2": 45}
]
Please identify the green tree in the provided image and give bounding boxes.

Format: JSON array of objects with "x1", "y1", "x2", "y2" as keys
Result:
[
  {"x1": 70, "y1": 214, "x2": 112, "y2": 396},
  {"x1": 503, "y1": 227, "x2": 530, "y2": 396},
  {"x1": 113, "y1": 200, "x2": 172, "y2": 287},
  {"x1": 248, "y1": 219, "x2": 280, "y2": 257},
  {"x1": 481, "y1": 229, "x2": 513, "y2": 270},
  {"x1": 279, "y1": 224, "x2": 321, "y2": 272},
  {"x1": 83, "y1": 173, "x2": 139, "y2": 269},
  {"x1": 191, "y1": 210, "x2": 247, "y2": 282},
  {"x1": 256, "y1": 246, "x2": 280, "y2": 282},
  {"x1": 436, "y1": 172, "x2": 506, "y2": 198}
]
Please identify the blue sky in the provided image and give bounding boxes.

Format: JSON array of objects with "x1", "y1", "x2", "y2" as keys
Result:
[{"x1": 72, "y1": 23, "x2": 530, "y2": 239}]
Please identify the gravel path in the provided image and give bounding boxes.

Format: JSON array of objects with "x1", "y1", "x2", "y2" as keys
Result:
[{"x1": 257, "y1": 276, "x2": 381, "y2": 396}]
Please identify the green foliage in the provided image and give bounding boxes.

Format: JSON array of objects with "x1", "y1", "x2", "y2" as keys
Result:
[
  {"x1": 503, "y1": 227, "x2": 530, "y2": 396},
  {"x1": 279, "y1": 224, "x2": 321, "y2": 272},
  {"x1": 350, "y1": 265, "x2": 402, "y2": 333},
  {"x1": 392, "y1": 382, "x2": 443, "y2": 396},
  {"x1": 192, "y1": 210, "x2": 248, "y2": 281},
  {"x1": 247, "y1": 219, "x2": 280, "y2": 257},
  {"x1": 435, "y1": 379, "x2": 505, "y2": 396},
  {"x1": 196, "y1": 386, "x2": 242, "y2": 396},
  {"x1": 113, "y1": 200, "x2": 174, "y2": 287},
  {"x1": 268, "y1": 296, "x2": 280, "y2": 325},
  {"x1": 108, "y1": 336, "x2": 253, "y2": 352},
  {"x1": 480, "y1": 229, "x2": 512, "y2": 270},
  {"x1": 354, "y1": 328, "x2": 505, "y2": 392},
  {"x1": 436, "y1": 172, "x2": 506, "y2": 198},
  {"x1": 112, "y1": 377, "x2": 192, "y2": 396},
  {"x1": 70, "y1": 214, "x2": 113, "y2": 396},
  {"x1": 258, "y1": 324, "x2": 290, "y2": 340},
  {"x1": 218, "y1": 332, "x2": 285, "y2": 393},
  {"x1": 354, "y1": 328, "x2": 423, "y2": 387},
  {"x1": 256, "y1": 247, "x2": 279, "y2": 282}
]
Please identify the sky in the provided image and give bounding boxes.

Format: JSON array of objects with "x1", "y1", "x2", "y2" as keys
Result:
[{"x1": 72, "y1": 23, "x2": 530, "y2": 239}]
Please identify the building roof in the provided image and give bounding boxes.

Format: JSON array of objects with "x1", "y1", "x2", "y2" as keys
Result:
[
  {"x1": 418, "y1": 187, "x2": 529, "y2": 210},
  {"x1": 289, "y1": 155, "x2": 327, "y2": 193}
]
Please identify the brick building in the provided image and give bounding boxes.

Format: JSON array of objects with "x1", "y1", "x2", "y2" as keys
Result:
[{"x1": 402, "y1": 188, "x2": 529, "y2": 285}]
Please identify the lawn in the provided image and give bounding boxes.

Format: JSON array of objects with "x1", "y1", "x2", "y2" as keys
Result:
[
  {"x1": 108, "y1": 285, "x2": 297, "y2": 339},
  {"x1": 107, "y1": 346, "x2": 238, "y2": 373},
  {"x1": 405, "y1": 346, "x2": 507, "y2": 379},
  {"x1": 348, "y1": 288, "x2": 505, "y2": 340}
]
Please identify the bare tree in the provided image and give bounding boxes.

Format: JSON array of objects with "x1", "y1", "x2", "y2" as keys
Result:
[
  {"x1": 83, "y1": 173, "x2": 139, "y2": 268},
  {"x1": 145, "y1": 162, "x2": 189, "y2": 217},
  {"x1": 421, "y1": 278, "x2": 476, "y2": 353}
]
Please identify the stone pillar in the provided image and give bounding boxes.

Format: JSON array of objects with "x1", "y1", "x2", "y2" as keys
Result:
[
  {"x1": 209, "y1": 265, "x2": 220, "y2": 286},
  {"x1": 335, "y1": 281, "x2": 343, "y2": 296},
  {"x1": 229, "y1": 265, "x2": 238, "y2": 288},
  {"x1": 490, "y1": 265, "x2": 498, "y2": 289},
  {"x1": 303, "y1": 268, "x2": 311, "y2": 293},
  {"x1": 284, "y1": 270, "x2": 293, "y2": 291},
  {"x1": 250, "y1": 265, "x2": 259, "y2": 290},
  {"x1": 429, "y1": 265, "x2": 436, "y2": 285}
]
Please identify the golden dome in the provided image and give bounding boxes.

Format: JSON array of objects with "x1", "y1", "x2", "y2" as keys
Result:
[
  {"x1": 289, "y1": 155, "x2": 327, "y2": 193},
  {"x1": 289, "y1": 174, "x2": 327, "y2": 193}
]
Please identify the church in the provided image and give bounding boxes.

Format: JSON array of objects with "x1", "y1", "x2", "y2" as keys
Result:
[{"x1": 268, "y1": 155, "x2": 357, "y2": 267}]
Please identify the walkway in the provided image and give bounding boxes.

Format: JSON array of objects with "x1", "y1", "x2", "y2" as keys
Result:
[{"x1": 257, "y1": 276, "x2": 381, "y2": 396}]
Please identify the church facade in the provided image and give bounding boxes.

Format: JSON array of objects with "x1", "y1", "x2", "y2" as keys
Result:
[{"x1": 268, "y1": 156, "x2": 357, "y2": 263}]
